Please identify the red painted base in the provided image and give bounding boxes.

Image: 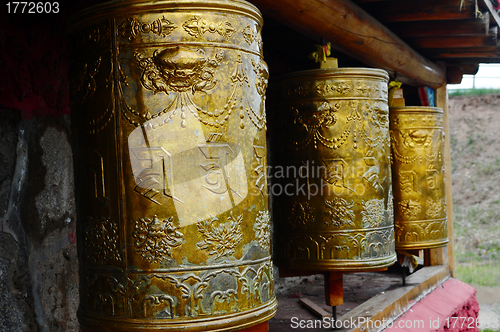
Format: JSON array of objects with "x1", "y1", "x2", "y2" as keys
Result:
[
  {"x1": 239, "y1": 321, "x2": 268, "y2": 332},
  {"x1": 385, "y1": 278, "x2": 479, "y2": 331}
]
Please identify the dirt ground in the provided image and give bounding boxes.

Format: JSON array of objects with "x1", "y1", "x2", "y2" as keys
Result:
[{"x1": 449, "y1": 93, "x2": 500, "y2": 329}]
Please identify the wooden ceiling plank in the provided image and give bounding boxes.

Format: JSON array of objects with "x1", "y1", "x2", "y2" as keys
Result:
[
  {"x1": 447, "y1": 57, "x2": 500, "y2": 63},
  {"x1": 408, "y1": 35, "x2": 498, "y2": 49},
  {"x1": 359, "y1": 0, "x2": 477, "y2": 22},
  {"x1": 247, "y1": 0, "x2": 445, "y2": 88},
  {"x1": 389, "y1": 14, "x2": 490, "y2": 37},
  {"x1": 428, "y1": 50, "x2": 500, "y2": 58}
]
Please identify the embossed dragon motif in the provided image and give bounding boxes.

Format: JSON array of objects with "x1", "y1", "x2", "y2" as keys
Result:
[
  {"x1": 131, "y1": 46, "x2": 223, "y2": 128},
  {"x1": 291, "y1": 101, "x2": 340, "y2": 149},
  {"x1": 285, "y1": 100, "x2": 388, "y2": 151},
  {"x1": 132, "y1": 215, "x2": 184, "y2": 263}
]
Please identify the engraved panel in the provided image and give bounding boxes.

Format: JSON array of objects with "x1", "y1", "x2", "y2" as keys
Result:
[
  {"x1": 69, "y1": 2, "x2": 275, "y2": 330},
  {"x1": 268, "y1": 68, "x2": 395, "y2": 271},
  {"x1": 390, "y1": 107, "x2": 448, "y2": 249}
]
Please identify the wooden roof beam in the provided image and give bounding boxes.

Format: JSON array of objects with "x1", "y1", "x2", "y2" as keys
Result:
[
  {"x1": 425, "y1": 48, "x2": 500, "y2": 59},
  {"x1": 408, "y1": 35, "x2": 498, "y2": 49},
  {"x1": 359, "y1": 0, "x2": 477, "y2": 22},
  {"x1": 446, "y1": 57, "x2": 500, "y2": 63},
  {"x1": 248, "y1": 0, "x2": 445, "y2": 88},
  {"x1": 388, "y1": 14, "x2": 490, "y2": 37}
]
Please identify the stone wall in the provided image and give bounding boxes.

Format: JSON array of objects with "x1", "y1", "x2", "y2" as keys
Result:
[{"x1": 0, "y1": 2, "x2": 106, "y2": 331}]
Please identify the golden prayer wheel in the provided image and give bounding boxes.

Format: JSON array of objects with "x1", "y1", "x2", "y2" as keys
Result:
[
  {"x1": 390, "y1": 107, "x2": 448, "y2": 250},
  {"x1": 267, "y1": 68, "x2": 396, "y2": 272},
  {"x1": 67, "y1": 1, "x2": 276, "y2": 331}
]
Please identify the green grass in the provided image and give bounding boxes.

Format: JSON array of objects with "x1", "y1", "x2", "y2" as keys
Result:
[
  {"x1": 449, "y1": 88, "x2": 500, "y2": 97},
  {"x1": 455, "y1": 260, "x2": 500, "y2": 287}
]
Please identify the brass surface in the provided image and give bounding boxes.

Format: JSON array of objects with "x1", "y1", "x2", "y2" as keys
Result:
[
  {"x1": 267, "y1": 68, "x2": 396, "y2": 272},
  {"x1": 390, "y1": 107, "x2": 448, "y2": 250},
  {"x1": 68, "y1": 1, "x2": 275, "y2": 330}
]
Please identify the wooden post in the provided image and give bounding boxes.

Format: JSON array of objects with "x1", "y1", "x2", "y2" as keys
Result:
[
  {"x1": 436, "y1": 77, "x2": 455, "y2": 276},
  {"x1": 324, "y1": 272, "x2": 343, "y2": 306},
  {"x1": 424, "y1": 66, "x2": 454, "y2": 275}
]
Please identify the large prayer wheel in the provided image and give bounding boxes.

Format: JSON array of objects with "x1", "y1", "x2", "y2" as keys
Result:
[
  {"x1": 390, "y1": 107, "x2": 448, "y2": 250},
  {"x1": 68, "y1": 1, "x2": 276, "y2": 331},
  {"x1": 267, "y1": 68, "x2": 396, "y2": 272}
]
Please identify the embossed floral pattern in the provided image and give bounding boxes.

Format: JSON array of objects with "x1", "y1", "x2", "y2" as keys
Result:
[
  {"x1": 426, "y1": 198, "x2": 443, "y2": 219},
  {"x1": 290, "y1": 201, "x2": 315, "y2": 229},
  {"x1": 361, "y1": 198, "x2": 385, "y2": 228},
  {"x1": 387, "y1": 189, "x2": 394, "y2": 224},
  {"x1": 197, "y1": 212, "x2": 243, "y2": 259},
  {"x1": 242, "y1": 25, "x2": 263, "y2": 50},
  {"x1": 324, "y1": 197, "x2": 355, "y2": 227},
  {"x1": 85, "y1": 217, "x2": 122, "y2": 265},
  {"x1": 398, "y1": 199, "x2": 422, "y2": 220},
  {"x1": 132, "y1": 215, "x2": 183, "y2": 263},
  {"x1": 254, "y1": 211, "x2": 271, "y2": 250}
]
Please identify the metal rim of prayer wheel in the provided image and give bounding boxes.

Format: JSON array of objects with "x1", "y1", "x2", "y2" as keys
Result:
[
  {"x1": 68, "y1": 0, "x2": 276, "y2": 331},
  {"x1": 267, "y1": 68, "x2": 396, "y2": 272},
  {"x1": 390, "y1": 106, "x2": 449, "y2": 250}
]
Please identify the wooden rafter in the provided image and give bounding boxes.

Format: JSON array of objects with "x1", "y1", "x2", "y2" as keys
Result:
[
  {"x1": 248, "y1": 0, "x2": 445, "y2": 87},
  {"x1": 359, "y1": 0, "x2": 477, "y2": 22}
]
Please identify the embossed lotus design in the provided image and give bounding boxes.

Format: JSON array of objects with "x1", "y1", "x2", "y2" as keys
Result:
[
  {"x1": 197, "y1": 212, "x2": 243, "y2": 259},
  {"x1": 132, "y1": 215, "x2": 183, "y2": 263}
]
